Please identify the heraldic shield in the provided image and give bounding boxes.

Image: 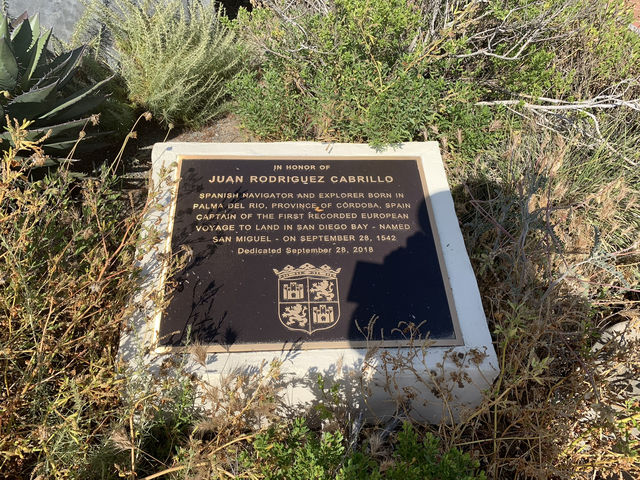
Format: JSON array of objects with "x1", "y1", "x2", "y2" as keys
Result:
[{"x1": 273, "y1": 263, "x2": 341, "y2": 334}]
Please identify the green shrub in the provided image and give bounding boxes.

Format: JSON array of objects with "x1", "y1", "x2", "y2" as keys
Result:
[
  {"x1": 83, "y1": 0, "x2": 245, "y2": 127},
  {"x1": 231, "y1": 0, "x2": 640, "y2": 150},
  {"x1": 244, "y1": 418, "x2": 345, "y2": 480},
  {"x1": 469, "y1": 0, "x2": 640, "y2": 99},
  {"x1": 0, "y1": 12, "x2": 111, "y2": 160},
  {"x1": 241, "y1": 419, "x2": 485, "y2": 480},
  {"x1": 230, "y1": 0, "x2": 491, "y2": 149},
  {"x1": 340, "y1": 423, "x2": 486, "y2": 480}
]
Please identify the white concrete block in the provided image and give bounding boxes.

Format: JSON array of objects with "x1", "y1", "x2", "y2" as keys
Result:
[{"x1": 120, "y1": 142, "x2": 499, "y2": 423}]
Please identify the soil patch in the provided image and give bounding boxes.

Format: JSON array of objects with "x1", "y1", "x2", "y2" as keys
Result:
[
  {"x1": 631, "y1": 0, "x2": 640, "y2": 29},
  {"x1": 169, "y1": 114, "x2": 255, "y2": 143}
]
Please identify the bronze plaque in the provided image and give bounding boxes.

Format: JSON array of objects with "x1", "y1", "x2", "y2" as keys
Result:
[{"x1": 158, "y1": 156, "x2": 462, "y2": 351}]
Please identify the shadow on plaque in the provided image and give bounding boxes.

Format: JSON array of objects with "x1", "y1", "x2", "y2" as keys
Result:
[
  {"x1": 159, "y1": 170, "x2": 246, "y2": 347},
  {"x1": 347, "y1": 199, "x2": 456, "y2": 345}
]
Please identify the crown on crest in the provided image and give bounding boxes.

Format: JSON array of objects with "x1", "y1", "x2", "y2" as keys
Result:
[{"x1": 273, "y1": 263, "x2": 341, "y2": 279}]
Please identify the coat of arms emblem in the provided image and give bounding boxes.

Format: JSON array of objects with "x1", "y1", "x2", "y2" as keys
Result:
[{"x1": 273, "y1": 263, "x2": 341, "y2": 334}]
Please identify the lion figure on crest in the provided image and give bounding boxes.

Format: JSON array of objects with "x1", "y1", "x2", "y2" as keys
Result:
[
  {"x1": 310, "y1": 280, "x2": 335, "y2": 301},
  {"x1": 282, "y1": 304, "x2": 308, "y2": 327}
]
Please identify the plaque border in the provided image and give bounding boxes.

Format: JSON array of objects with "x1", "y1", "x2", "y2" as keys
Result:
[{"x1": 155, "y1": 155, "x2": 464, "y2": 352}]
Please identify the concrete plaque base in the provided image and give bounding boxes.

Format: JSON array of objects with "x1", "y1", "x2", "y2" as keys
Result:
[{"x1": 120, "y1": 142, "x2": 499, "y2": 422}]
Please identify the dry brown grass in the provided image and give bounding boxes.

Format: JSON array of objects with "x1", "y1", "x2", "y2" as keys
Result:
[
  {"x1": 0, "y1": 118, "x2": 147, "y2": 479},
  {"x1": 437, "y1": 121, "x2": 640, "y2": 479}
]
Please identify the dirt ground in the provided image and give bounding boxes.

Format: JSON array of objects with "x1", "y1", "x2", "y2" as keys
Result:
[
  {"x1": 170, "y1": 114, "x2": 255, "y2": 143},
  {"x1": 631, "y1": 0, "x2": 640, "y2": 29}
]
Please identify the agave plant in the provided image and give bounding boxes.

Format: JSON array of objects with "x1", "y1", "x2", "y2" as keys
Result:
[{"x1": 0, "y1": 12, "x2": 112, "y2": 160}]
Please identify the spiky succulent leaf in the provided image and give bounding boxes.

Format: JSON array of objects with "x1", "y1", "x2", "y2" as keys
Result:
[
  {"x1": 0, "y1": 12, "x2": 111, "y2": 160},
  {"x1": 33, "y1": 46, "x2": 85, "y2": 89},
  {"x1": 0, "y1": 117, "x2": 87, "y2": 143},
  {"x1": 40, "y1": 133, "x2": 111, "y2": 152},
  {"x1": 32, "y1": 47, "x2": 73, "y2": 81},
  {"x1": 28, "y1": 13, "x2": 41, "y2": 46},
  {"x1": 22, "y1": 27, "x2": 51, "y2": 89},
  {"x1": 5, "y1": 81, "x2": 58, "y2": 119},
  {"x1": 38, "y1": 139, "x2": 86, "y2": 151},
  {"x1": 49, "y1": 95, "x2": 105, "y2": 124},
  {"x1": 23, "y1": 118, "x2": 89, "y2": 138},
  {"x1": 10, "y1": 19, "x2": 33, "y2": 77},
  {"x1": 53, "y1": 46, "x2": 87, "y2": 90},
  {"x1": 0, "y1": 36, "x2": 18, "y2": 91},
  {"x1": 0, "y1": 16, "x2": 8, "y2": 39},
  {"x1": 40, "y1": 75, "x2": 112, "y2": 121}
]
